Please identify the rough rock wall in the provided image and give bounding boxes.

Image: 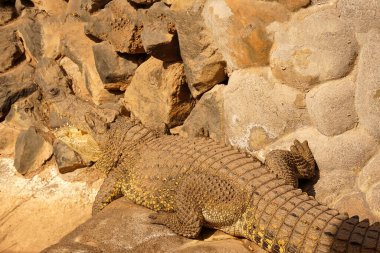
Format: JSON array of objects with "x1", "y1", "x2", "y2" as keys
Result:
[{"x1": 0, "y1": 0, "x2": 379, "y2": 252}]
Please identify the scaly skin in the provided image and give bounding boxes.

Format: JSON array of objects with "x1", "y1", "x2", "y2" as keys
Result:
[{"x1": 91, "y1": 117, "x2": 380, "y2": 253}]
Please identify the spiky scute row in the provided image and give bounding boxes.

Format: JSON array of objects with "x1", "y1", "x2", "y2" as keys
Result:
[{"x1": 93, "y1": 119, "x2": 380, "y2": 253}]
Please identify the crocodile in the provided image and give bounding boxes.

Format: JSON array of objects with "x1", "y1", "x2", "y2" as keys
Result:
[{"x1": 87, "y1": 116, "x2": 380, "y2": 253}]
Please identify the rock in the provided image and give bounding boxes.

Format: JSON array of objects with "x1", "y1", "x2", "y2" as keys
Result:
[
  {"x1": 79, "y1": 0, "x2": 112, "y2": 12},
  {"x1": 202, "y1": 0, "x2": 289, "y2": 72},
  {"x1": 124, "y1": 57, "x2": 195, "y2": 130},
  {"x1": 0, "y1": 124, "x2": 21, "y2": 156},
  {"x1": 128, "y1": 0, "x2": 160, "y2": 6},
  {"x1": 270, "y1": 9, "x2": 358, "y2": 90},
  {"x1": 358, "y1": 152, "x2": 380, "y2": 193},
  {"x1": 337, "y1": 0, "x2": 380, "y2": 33},
  {"x1": 53, "y1": 140, "x2": 88, "y2": 174},
  {"x1": 85, "y1": 0, "x2": 144, "y2": 54},
  {"x1": 276, "y1": 0, "x2": 310, "y2": 11},
  {"x1": 92, "y1": 42, "x2": 142, "y2": 90},
  {"x1": 61, "y1": 18, "x2": 119, "y2": 104},
  {"x1": 0, "y1": 29, "x2": 24, "y2": 73},
  {"x1": 28, "y1": 0, "x2": 67, "y2": 15},
  {"x1": 0, "y1": 157, "x2": 102, "y2": 253},
  {"x1": 355, "y1": 30, "x2": 380, "y2": 140},
  {"x1": 306, "y1": 77, "x2": 358, "y2": 136},
  {"x1": 333, "y1": 192, "x2": 378, "y2": 222},
  {"x1": 366, "y1": 182, "x2": 380, "y2": 218},
  {"x1": 17, "y1": 15, "x2": 44, "y2": 63},
  {"x1": 141, "y1": 2, "x2": 181, "y2": 62},
  {"x1": 0, "y1": 3, "x2": 16, "y2": 26},
  {"x1": 14, "y1": 127, "x2": 53, "y2": 176},
  {"x1": 34, "y1": 58, "x2": 71, "y2": 93},
  {"x1": 175, "y1": 84, "x2": 224, "y2": 142},
  {"x1": 223, "y1": 67, "x2": 309, "y2": 152},
  {"x1": 0, "y1": 63, "x2": 37, "y2": 121},
  {"x1": 171, "y1": 0, "x2": 226, "y2": 97},
  {"x1": 42, "y1": 198, "x2": 254, "y2": 253}
]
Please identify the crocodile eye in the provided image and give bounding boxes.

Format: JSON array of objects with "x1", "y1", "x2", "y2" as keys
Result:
[{"x1": 49, "y1": 88, "x2": 59, "y2": 96}]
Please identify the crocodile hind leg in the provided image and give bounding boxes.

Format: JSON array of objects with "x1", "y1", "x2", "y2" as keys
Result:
[
  {"x1": 265, "y1": 139, "x2": 316, "y2": 188},
  {"x1": 92, "y1": 168, "x2": 125, "y2": 215}
]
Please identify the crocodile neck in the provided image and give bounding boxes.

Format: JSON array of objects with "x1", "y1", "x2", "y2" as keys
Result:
[{"x1": 231, "y1": 174, "x2": 380, "y2": 252}]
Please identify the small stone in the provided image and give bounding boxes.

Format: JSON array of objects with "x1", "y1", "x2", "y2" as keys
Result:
[
  {"x1": 14, "y1": 127, "x2": 53, "y2": 175},
  {"x1": 0, "y1": 29, "x2": 24, "y2": 73},
  {"x1": 93, "y1": 42, "x2": 142, "y2": 90},
  {"x1": 141, "y1": 2, "x2": 181, "y2": 62},
  {"x1": 355, "y1": 30, "x2": 380, "y2": 140},
  {"x1": 53, "y1": 140, "x2": 88, "y2": 174},
  {"x1": 85, "y1": 0, "x2": 144, "y2": 54},
  {"x1": 124, "y1": 57, "x2": 195, "y2": 130},
  {"x1": 306, "y1": 77, "x2": 358, "y2": 136},
  {"x1": 270, "y1": 9, "x2": 358, "y2": 90}
]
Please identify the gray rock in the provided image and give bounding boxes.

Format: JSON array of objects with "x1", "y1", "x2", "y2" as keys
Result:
[
  {"x1": 53, "y1": 140, "x2": 88, "y2": 174},
  {"x1": 171, "y1": 0, "x2": 226, "y2": 98},
  {"x1": 270, "y1": 9, "x2": 358, "y2": 90},
  {"x1": 337, "y1": 0, "x2": 380, "y2": 33},
  {"x1": 85, "y1": 0, "x2": 144, "y2": 54},
  {"x1": 0, "y1": 29, "x2": 24, "y2": 73},
  {"x1": 92, "y1": 42, "x2": 142, "y2": 90},
  {"x1": 17, "y1": 16, "x2": 43, "y2": 62},
  {"x1": 141, "y1": 2, "x2": 181, "y2": 62},
  {"x1": 306, "y1": 77, "x2": 358, "y2": 136},
  {"x1": 355, "y1": 30, "x2": 380, "y2": 140},
  {"x1": 14, "y1": 126, "x2": 53, "y2": 175},
  {"x1": 0, "y1": 63, "x2": 36, "y2": 121},
  {"x1": 175, "y1": 84, "x2": 225, "y2": 142}
]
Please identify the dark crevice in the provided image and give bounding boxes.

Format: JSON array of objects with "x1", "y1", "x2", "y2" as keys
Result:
[{"x1": 85, "y1": 33, "x2": 103, "y2": 43}]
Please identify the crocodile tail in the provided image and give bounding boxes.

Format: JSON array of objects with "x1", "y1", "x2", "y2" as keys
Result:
[{"x1": 239, "y1": 176, "x2": 380, "y2": 253}]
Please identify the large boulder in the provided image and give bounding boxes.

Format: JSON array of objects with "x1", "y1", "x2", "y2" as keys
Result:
[
  {"x1": 337, "y1": 0, "x2": 380, "y2": 33},
  {"x1": 92, "y1": 42, "x2": 142, "y2": 90},
  {"x1": 85, "y1": 0, "x2": 144, "y2": 54},
  {"x1": 171, "y1": 0, "x2": 226, "y2": 98},
  {"x1": 141, "y1": 2, "x2": 181, "y2": 62},
  {"x1": 124, "y1": 57, "x2": 195, "y2": 130},
  {"x1": 223, "y1": 67, "x2": 309, "y2": 152},
  {"x1": 355, "y1": 30, "x2": 380, "y2": 140},
  {"x1": 202, "y1": 0, "x2": 290, "y2": 71},
  {"x1": 0, "y1": 29, "x2": 24, "y2": 73},
  {"x1": 270, "y1": 9, "x2": 358, "y2": 90},
  {"x1": 306, "y1": 77, "x2": 357, "y2": 136}
]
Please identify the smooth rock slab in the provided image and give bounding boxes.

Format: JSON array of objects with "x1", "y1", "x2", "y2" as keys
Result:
[
  {"x1": 223, "y1": 67, "x2": 309, "y2": 151},
  {"x1": 14, "y1": 126, "x2": 53, "y2": 176},
  {"x1": 306, "y1": 77, "x2": 358, "y2": 136},
  {"x1": 270, "y1": 9, "x2": 358, "y2": 90},
  {"x1": 124, "y1": 57, "x2": 195, "y2": 130},
  {"x1": 85, "y1": 0, "x2": 144, "y2": 54},
  {"x1": 355, "y1": 30, "x2": 380, "y2": 140}
]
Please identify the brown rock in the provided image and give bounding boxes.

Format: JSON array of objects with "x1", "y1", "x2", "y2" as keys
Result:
[
  {"x1": 141, "y1": 2, "x2": 181, "y2": 62},
  {"x1": 366, "y1": 182, "x2": 380, "y2": 218},
  {"x1": 28, "y1": 0, "x2": 67, "y2": 15},
  {"x1": 92, "y1": 42, "x2": 142, "y2": 90},
  {"x1": 0, "y1": 63, "x2": 37, "y2": 121},
  {"x1": 358, "y1": 152, "x2": 380, "y2": 193},
  {"x1": 333, "y1": 192, "x2": 377, "y2": 222},
  {"x1": 0, "y1": 29, "x2": 24, "y2": 73},
  {"x1": 175, "y1": 85, "x2": 224, "y2": 142},
  {"x1": 53, "y1": 139, "x2": 88, "y2": 174},
  {"x1": 306, "y1": 77, "x2": 358, "y2": 136},
  {"x1": 171, "y1": 0, "x2": 226, "y2": 97},
  {"x1": 124, "y1": 57, "x2": 195, "y2": 130},
  {"x1": 17, "y1": 15, "x2": 44, "y2": 63},
  {"x1": 79, "y1": 0, "x2": 112, "y2": 12},
  {"x1": 0, "y1": 2, "x2": 17, "y2": 26},
  {"x1": 202, "y1": 0, "x2": 289, "y2": 71},
  {"x1": 270, "y1": 9, "x2": 358, "y2": 90},
  {"x1": 85, "y1": 0, "x2": 144, "y2": 54},
  {"x1": 14, "y1": 126, "x2": 53, "y2": 175},
  {"x1": 276, "y1": 0, "x2": 310, "y2": 11},
  {"x1": 355, "y1": 30, "x2": 380, "y2": 140}
]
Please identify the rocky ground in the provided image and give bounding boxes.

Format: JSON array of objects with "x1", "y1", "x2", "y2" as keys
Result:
[{"x1": 0, "y1": 0, "x2": 379, "y2": 252}]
